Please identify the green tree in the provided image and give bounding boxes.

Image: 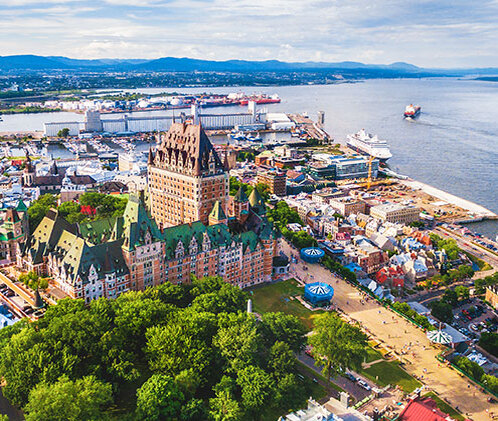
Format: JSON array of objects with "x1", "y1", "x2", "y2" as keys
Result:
[
  {"x1": 454, "y1": 356, "x2": 484, "y2": 381},
  {"x1": 308, "y1": 313, "x2": 367, "y2": 383},
  {"x1": 441, "y1": 289, "x2": 458, "y2": 307},
  {"x1": 57, "y1": 128, "x2": 70, "y2": 138},
  {"x1": 236, "y1": 365, "x2": 275, "y2": 415},
  {"x1": 275, "y1": 373, "x2": 303, "y2": 411},
  {"x1": 430, "y1": 300, "x2": 454, "y2": 323},
  {"x1": 260, "y1": 312, "x2": 307, "y2": 352},
  {"x1": 455, "y1": 285, "x2": 470, "y2": 301},
  {"x1": 479, "y1": 332, "x2": 498, "y2": 357},
  {"x1": 268, "y1": 341, "x2": 296, "y2": 379},
  {"x1": 215, "y1": 313, "x2": 261, "y2": 372},
  {"x1": 27, "y1": 193, "x2": 57, "y2": 232},
  {"x1": 136, "y1": 374, "x2": 184, "y2": 421},
  {"x1": 482, "y1": 374, "x2": 498, "y2": 394},
  {"x1": 180, "y1": 398, "x2": 207, "y2": 421},
  {"x1": 209, "y1": 389, "x2": 242, "y2": 421},
  {"x1": 267, "y1": 201, "x2": 303, "y2": 230},
  {"x1": 23, "y1": 376, "x2": 113, "y2": 421},
  {"x1": 145, "y1": 310, "x2": 217, "y2": 382}
]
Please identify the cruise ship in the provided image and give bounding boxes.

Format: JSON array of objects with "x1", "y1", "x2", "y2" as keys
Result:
[{"x1": 346, "y1": 129, "x2": 393, "y2": 162}]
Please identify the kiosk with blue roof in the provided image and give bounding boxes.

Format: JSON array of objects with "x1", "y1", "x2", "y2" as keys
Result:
[
  {"x1": 300, "y1": 247, "x2": 325, "y2": 263},
  {"x1": 304, "y1": 282, "x2": 334, "y2": 306}
]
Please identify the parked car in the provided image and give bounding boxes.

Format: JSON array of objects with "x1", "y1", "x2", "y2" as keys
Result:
[
  {"x1": 345, "y1": 372, "x2": 357, "y2": 382},
  {"x1": 357, "y1": 380, "x2": 371, "y2": 391}
]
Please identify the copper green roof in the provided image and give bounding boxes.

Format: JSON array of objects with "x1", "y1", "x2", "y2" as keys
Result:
[
  {"x1": 209, "y1": 201, "x2": 226, "y2": 221},
  {"x1": 234, "y1": 186, "x2": 248, "y2": 202},
  {"x1": 249, "y1": 188, "x2": 266, "y2": 215},
  {"x1": 117, "y1": 193, "x2": 163, "y2": 251},
  {"x1": 16, "y1": 200, "x2": 28, "y2": 212},
  {"x1": 162, "y1": 221, "x2": 233, "y2": 260},
  {"x1": 79, "y1": 218, "x2": 116, "y2": 244}
]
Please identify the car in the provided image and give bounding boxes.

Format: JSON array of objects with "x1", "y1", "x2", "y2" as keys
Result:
[
  {"x1": 357, "y1": 380, "x2": 371, "y2": 391},
  {"x1": 345, "y1": 373, "x2": 357, "y2": 382},
  {"x1": 4, "y1": 289, "x2": 14, "y2": 297}
]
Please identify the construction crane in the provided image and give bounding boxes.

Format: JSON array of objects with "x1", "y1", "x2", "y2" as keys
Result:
[{"x1": 367, "y1": 156, "x2": 374, "y2": 190}]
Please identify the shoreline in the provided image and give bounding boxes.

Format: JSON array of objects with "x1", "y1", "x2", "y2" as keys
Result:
[{"x1": 401, "y1": 178, "x2": 497, "y2": 220}]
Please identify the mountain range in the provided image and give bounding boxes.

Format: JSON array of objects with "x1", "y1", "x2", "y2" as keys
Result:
[{"x1": 0, "y1": 55, "x2": 497, "y2": 76}]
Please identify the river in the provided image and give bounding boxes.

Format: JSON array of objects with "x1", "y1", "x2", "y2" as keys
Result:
[{"x1": 1, "y1": 79, "x2": 497, "y2": 238}]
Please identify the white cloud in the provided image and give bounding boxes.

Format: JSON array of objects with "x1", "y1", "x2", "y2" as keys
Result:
[{"x1": 0, "y1": 0, "x2": 497, "y2": 67}]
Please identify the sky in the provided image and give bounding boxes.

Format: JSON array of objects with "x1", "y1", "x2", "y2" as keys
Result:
[{"x1": 1, "y1": 0, "x2": 497, "y2": 68}]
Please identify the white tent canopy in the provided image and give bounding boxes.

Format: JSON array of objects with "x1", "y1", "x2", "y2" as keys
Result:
[{"x1": 427, "y1": 330, "x2": 452, "y2": 345}]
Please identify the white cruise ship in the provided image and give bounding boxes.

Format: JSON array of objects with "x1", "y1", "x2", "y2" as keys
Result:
[{"x1": 346, "y1": 129, "x2": 393, "y2": 162}]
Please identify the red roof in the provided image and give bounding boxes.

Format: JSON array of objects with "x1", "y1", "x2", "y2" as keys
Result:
[{"x1": 399, "y1": 398, "x2": 452, "y2": 421}]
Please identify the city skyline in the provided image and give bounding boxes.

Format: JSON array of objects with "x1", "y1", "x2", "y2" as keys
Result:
[{"x1": 1, "y1": 0, "x2": 498, "y2": 68}]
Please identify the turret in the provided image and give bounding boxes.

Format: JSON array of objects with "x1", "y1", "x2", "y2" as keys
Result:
[{"x1": 208, "y1": 201, "x2": 228, "y2": 226}]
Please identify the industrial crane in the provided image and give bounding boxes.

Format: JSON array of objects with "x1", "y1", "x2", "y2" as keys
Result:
[{"x1": 367, "y1": 156, "x2": 374, "y2": 190}]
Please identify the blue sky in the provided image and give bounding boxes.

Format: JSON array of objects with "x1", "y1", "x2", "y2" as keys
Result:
[{"x1": 1, "y1": 0, "x2": 497, "y2": 67}]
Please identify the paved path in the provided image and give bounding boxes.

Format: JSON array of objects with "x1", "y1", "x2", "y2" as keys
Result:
[{"x1": 283, "y1": 241, "x2": 497, "y2": 421}]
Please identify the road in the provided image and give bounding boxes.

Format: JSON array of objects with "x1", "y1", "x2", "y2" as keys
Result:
[
  {"x1": 433, "y1": 227, "x2": 498, "y2": 276},
  {"x1": 282, "y1": 240, "x2": 498, "y2": 421},
  {"x1": 297, "y1": 352, "x2": 373, "y2": 402}
]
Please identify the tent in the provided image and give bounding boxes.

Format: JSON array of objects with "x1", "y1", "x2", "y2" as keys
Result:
[{"x1": 427, "y1": 330, "x2": 452, "y2": 345}]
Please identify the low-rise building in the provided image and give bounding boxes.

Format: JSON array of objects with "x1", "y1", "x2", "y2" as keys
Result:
[
  {"x1": 485, "y1": 285, "x2": 498, "y2": 309},
  {"x1": 370, "y1": 203, "x2": 419, "y2": 225},
  {"x1": 256, "y1": 168, "x2": 287, "y2": 196},
  {"x1": 329, "y1": 196, "x2": 366, "y2": 216}
]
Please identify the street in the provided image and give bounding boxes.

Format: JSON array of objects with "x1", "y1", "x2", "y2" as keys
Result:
[{"x1": 297, "y1": 352, "x2": 373, "y2": 402}]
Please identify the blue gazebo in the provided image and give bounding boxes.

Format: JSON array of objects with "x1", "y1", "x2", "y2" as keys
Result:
[
  {"x1": 304, "y1": 282, "x2": 334, "y2": 306},
  {"x1": 300, "y1": 247, "x2": 325, "y2": 263}
]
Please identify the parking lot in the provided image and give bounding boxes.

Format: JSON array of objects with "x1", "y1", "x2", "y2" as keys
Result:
[{"x1": 452, "y1": 299, "x2": 498, "y2": 339}]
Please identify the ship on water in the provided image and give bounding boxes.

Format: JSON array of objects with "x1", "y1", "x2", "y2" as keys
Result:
[
  {"x1": 404, "y1": 104, "x2": 421, "y2": 119},
  {"x1": 346, "y1": 129, "x2": 393, "y2": 162}
]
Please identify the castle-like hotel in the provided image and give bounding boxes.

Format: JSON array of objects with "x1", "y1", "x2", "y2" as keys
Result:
[{"x1": 17, "y1": 123, "x2": 283, "y2": 303}]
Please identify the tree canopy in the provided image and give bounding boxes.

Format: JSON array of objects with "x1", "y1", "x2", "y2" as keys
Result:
[
  {"x1": 0, "y1": 276, "x2": 311, "y2": 420},
  {"x1": 308, "y1": 312, "x2": 367, "y2": 383},
  {"x1": 430, "y1": 300, "x2": 454, "y2": 323},
  {"x1": 28, "y1": 192, "x2": 129, "y2": 231}
]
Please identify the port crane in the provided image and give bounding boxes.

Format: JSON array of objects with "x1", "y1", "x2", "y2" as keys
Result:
[{"x1": 367, "y1": 156, "x2": 374, "y2": 190}]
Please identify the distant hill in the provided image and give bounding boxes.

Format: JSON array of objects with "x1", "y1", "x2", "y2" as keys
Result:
[{"x1": 0, "y1": 55, "x2": 497, "y2": 77}]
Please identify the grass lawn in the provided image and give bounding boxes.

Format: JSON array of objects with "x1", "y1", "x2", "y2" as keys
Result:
[
  {"x1": 360, "y1": 361, "x2": 422, "y2": 393},
  {"x1": 464, "y1": 251, "x2": 492, "y2": 271},
  {"x1": 249, "y1": 279, "x2": 324, "y2": 330},
  {"x1": 423, "y1": 392, "x2": 465, "y2": 421},
  {"x1": 364, "y1": 346, "x2": 384, "y2": 364}
]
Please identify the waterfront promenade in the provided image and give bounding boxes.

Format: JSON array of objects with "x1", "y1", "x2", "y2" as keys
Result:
[{"x1": 282, "y1": 241, "x2": 498, "y2": 421}]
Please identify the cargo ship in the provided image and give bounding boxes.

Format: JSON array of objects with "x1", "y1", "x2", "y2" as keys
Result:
[
  {"x1": 346, "y1": 129, "x2": 393, "y2": 162},
  {"x1": 239, "y1": 94, "x2": 281, "y2": 105},
  {"x1": 404, "y1": 104, "x2": 421, "y2": 119}
]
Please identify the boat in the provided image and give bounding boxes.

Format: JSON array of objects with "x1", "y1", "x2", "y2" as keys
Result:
[
  {"x1": 229, "y1": 132, "x2": 247, "y2": 141},
  {"x1": 239, "y1": 94, "x2": 281, "y2": 106},
  {"x1": 246, "y1": 133, "x2": 262, "y2": 142},
  {"x1": 404, "y1": 104, "x2": 421, "y2": 119},
  {"x1": 346, "y1": 129, "x2": 393, "y2": 162}
]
